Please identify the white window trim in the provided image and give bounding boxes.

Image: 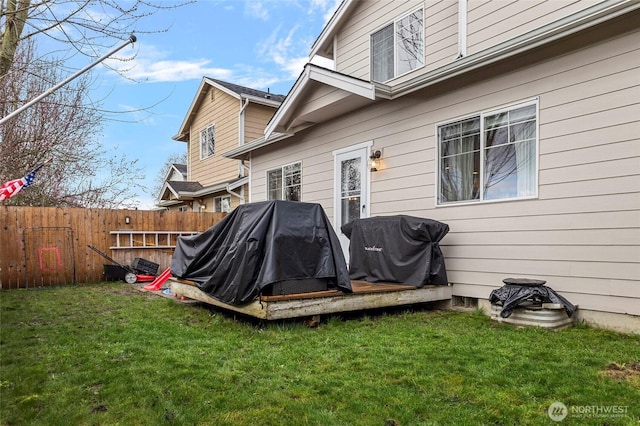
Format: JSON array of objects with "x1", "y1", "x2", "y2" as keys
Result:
[
  {"x1": 370, "y1": 7, "x2": 425, "y2": 83},
  {"x1": 199, "y1": 123, "x2": 216, "y2": 160},
  {"x1": 266, "y1": 161, "x2": 302, "y2": 201},
  {"x1": 435, "y1": 98, "x2": 540, "y2": 207},
  {"x1": 214, "y1": 195, "x2": 231, "y2": 213}
]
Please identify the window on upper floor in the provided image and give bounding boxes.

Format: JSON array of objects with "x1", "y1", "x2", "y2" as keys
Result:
[
  {"x1": 214, "y1": 195, "x2": 231, "y2": 213},
  {"x1": 437, "y1": 100, "x2": 538, "y2": 205},
  {"x1": 267, "y1": 162, "x2": 301, "y2": 201},
  {"x1": 371, "y1": 8, "x2": 424, "y2": 82},
  {"x1": 200, "y1": 124, "x2": 215, "y2": 159}
]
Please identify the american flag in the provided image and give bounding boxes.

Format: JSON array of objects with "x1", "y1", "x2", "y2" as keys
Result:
[{"x1": 0, "y1": 163, "x2": 45, "y2": 201}]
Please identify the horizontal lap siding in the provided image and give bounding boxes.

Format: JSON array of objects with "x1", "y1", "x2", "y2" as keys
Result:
[
  {"x1": 423, "y1": 1, "x2": 458, "y2": 73},
  {"x1": 245, "y1": 104, "x2": 277, "y2": 142},
  {"x1": 336, "y1": 1, "x2": 457, "y2": 82},
  {"x1": 253, "y1": 18, "x2": 639, "y2": 315},
  {"x1": 337, "y1": 0, "x2": 415, "y2": 79},
  {"x1": 190, "y1": 88, "x2": 239, "y2": 185},
  {"x1": 467, "y1": 0, "x2": 603, "y2": 54},
  {"x1": 438, "y1": 26, "x2": 640, "y2": 314}
]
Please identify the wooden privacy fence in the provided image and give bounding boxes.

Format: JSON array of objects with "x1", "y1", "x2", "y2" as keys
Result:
[{"x1": 0, "y1": 206, "x2": 224, "y2": 289}]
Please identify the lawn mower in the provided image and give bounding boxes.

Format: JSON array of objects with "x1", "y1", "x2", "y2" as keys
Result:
[{"x1": 88, "y1": 245, "x2": 157, "y2": 284}]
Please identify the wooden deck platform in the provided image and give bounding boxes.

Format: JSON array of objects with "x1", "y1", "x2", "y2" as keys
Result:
[{"x1": 169, "y1": 278, "x2": 452, "y2": 320}]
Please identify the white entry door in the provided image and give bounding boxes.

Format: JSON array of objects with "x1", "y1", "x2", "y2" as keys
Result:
[{"x1": 334, "y1": 144, "x2": 370, "y2": 263}]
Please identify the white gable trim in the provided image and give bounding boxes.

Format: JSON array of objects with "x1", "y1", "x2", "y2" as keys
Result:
[
  {"x1": 309, "y1": 0, "x2": 355, "y2": 59},
  {"x1": 264, "y1": 64, "x2": 375, "y2": 140},
  {"x1": 204, "y1": 77, "x2": 241, "y2": 100},
  {"x1": 173, "y1": 77, "x2": 208, "y2": 141},
  {"x1": 160, "y1": 181, "x2": 181, "y2": 200}
]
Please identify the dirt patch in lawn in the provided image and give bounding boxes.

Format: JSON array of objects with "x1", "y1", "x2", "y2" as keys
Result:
[{"x1": 601, "y1": 362, "x2": 640, "y2": 388}]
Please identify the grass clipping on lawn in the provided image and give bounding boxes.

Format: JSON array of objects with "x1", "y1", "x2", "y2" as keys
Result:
[{"x1": 1, "y1": 283, "x2": 639, "y2": 425}]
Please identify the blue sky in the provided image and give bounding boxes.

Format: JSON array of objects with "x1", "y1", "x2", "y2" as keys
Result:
[{"x1": 65, "y1": 0, "x2": 340, "y2": 208}]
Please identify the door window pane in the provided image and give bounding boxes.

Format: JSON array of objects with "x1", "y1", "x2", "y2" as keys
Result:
[
  {"x1": 341, "y1": 196, "x2": 361, "y2": 226},
  {"x1": 340, "y1": 158, "x2": 362, "y2": 224}
]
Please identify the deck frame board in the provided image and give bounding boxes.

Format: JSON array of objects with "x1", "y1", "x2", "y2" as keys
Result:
[{"x1": 169, "y1": 278, "x2": 452, "y2": 320}]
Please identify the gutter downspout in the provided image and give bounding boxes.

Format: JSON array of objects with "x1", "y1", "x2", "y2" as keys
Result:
[
  {"x1": 238, "y1": 97, "x2": 250, "y2": 177},
  {"x1": 458, "y1": 0, "x2": 467, "y2": 58},
  {"x1": 226, "y1": 186, "x2": 244, "y2": 205}
]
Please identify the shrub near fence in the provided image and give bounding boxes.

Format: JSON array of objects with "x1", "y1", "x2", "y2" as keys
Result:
[{"x1": 0, "y1": 206, "x2": 224, "y2": 288}]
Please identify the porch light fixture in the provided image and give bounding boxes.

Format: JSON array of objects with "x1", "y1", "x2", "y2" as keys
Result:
[{"x1": 370, "y1": 149, "x2": 382, "y2": 172}]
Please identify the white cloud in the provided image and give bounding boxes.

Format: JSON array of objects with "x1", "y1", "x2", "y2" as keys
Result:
[
  {"x1": 308, "y1": 0, "x2": 342, "y2": 23},
  {"x1": 245, "y1": 1, "x2": 270, "y2": 20},
  {"x1": 128, "y1": 59, "x2": 232, "y2": 82},
  {"x1": 252, "y1": 0, "x2": 340, "y2": 80},
  {"x1": 257, "y1": 24, "x2": 310, "y2": 79},
  {"x1": 105, "y1": 43, "x2": 233, "y2": 83}
]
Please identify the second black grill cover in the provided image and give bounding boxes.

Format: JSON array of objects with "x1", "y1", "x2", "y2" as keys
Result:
[
  {"x1": 171, "y1": 200, "x2": 352, "y2": 305},
  {"x1": 341, "y1": 215, "x2": 449, "y2": 286}
]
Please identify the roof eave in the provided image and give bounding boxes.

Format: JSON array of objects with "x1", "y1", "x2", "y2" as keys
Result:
[
  {"x1": 309, "y1": 0, "x2": 354, "y2": 59},
  {"x1": 156, "y1": 200, "x2": 183, "y2": 208},
  {"x1": 264, "y1": 64, "x2": 376, "y2": 140},
  {"x1": 223, "y1": 132, "x2": 294, "y2": 160},
  {"x1": 173, "y1": 77, "x2": 209, "y2": 142},
  {"x1": 178, "y1": 177, "x2": 249, "y2": 198},
  {"x1": 241, "y1": 93, "x2": 283, "y2": 108}
]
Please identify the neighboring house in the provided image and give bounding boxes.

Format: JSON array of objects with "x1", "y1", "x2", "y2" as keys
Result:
[
  {"x1": 157, "y1": 164, "x2": 192, "y2": 211},
  {"x1": 225, "y1": 0, "x2": 640, "y2": 332},
  {"x1": 157, "y1": 78, "x2": 286, "y2": 212}
]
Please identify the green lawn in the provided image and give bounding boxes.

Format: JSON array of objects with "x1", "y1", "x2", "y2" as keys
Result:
[{"x1": 1, "y1": 283, "x2": 638, "y2": 425}]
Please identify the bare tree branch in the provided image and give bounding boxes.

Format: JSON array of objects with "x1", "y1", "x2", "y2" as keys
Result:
[{"x1": 0, "y1": 38, "x2": 145, "y2": 208}]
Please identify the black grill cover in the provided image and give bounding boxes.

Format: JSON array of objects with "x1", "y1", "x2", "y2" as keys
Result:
[
  {"x1": 341, "y1": 215, "x2": 449, "y2": 286},
  {"x1": 170, "y1": 200, "x2": 352, "y2": 305}
]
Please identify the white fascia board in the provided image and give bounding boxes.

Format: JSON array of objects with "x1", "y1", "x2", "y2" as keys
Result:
[
  {"x1": 308, "y1": 66, "x2": 376, "y2": 100},
  {"x1": 223, "y1": 132, "x2": 294, "y2": 159},
  {"x1": 228, "y1": 176, "x2": 249, "y2": 191},
  {"x1": 204, "y1": 77, "x2": 241, "y2": 100},
  {"x1": 309, "y1": 0, "x2": 354, "y2": 59},
  {"x1": 180, "y1": 181, "x2": 228, "y2": 198},
  {"x1": 160, "y1": 181, "x2": 180, "y2": 200},
  {"x1": 161, "y1": 165, "x2": 176, "y2": 185},
  {"x1": 264, "y1": 65, "x2": 311, "y2": 140},
  {"x1": 156, "y1": 199, "x2": 182, "y2": 206},
  {"x1": 173, "y1": 77, "x2": 209, "y2": 141},
  {"x1": 241, "y1": 93, "x2": 283, "y2": 108},
  {"x1": 180, "y1": 177, "x2": 249, "y2": 198},
  {"x1": 264, "y1": 64, "x2": 375, "y2": 140}
]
